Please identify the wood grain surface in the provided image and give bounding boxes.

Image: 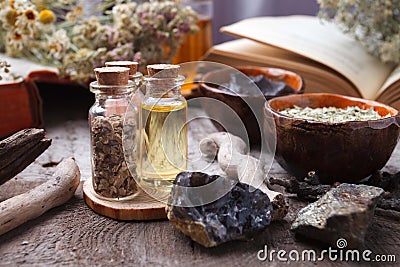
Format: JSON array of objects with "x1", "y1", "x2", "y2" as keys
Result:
[
  {"x1": 0, "y1": 105, "x2": 399, "y2": 266},
  {"x1": 0, "y1": 128, "x2": 51, "y2": 186},
  {"x1": 83, "y1": 177, "x2": 168, "y2": 221}
]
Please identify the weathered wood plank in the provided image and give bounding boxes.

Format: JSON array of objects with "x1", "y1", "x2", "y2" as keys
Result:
[
  {"x1": 0, "y1": 128, "x2": 51, "y2": 186},
  {"x1": 0, "y1": 120, "x2": 90, "y2": 201},
  {"x1": 0, "y1": 107, "x2": 399, "y2": 266},
  {"x1": 0, "y1": 128, "x2": 45, "y2": 165},
  {"x1": 0, "y1": 139, "x2": 51, "y2": 186}
]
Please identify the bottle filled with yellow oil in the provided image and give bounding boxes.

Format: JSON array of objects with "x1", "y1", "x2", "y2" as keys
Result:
[{"x1": 139, "y1": 64, "x2": 188, "y2": 189}]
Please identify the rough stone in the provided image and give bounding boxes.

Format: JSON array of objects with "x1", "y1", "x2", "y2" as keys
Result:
[
  {"x1": 166, "y1": 172, "x2": 273, "y2": 248},
  {"x1": 291, "y1": 183, "x2": 384, "y2": 248}
]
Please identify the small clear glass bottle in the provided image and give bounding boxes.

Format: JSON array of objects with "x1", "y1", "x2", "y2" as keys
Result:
[
  {"x1": 139, "y1": 64, "x2": 188, "y2": 190},
  {"x1": 89, "y1": 67, "x2": 139, "y2": 200},
  {"x1": 105, "y1": 61, "x2": 144, "y2": 105},
  {"x1": 172, "y1": 0, "x2": 213, "y2": 63}
]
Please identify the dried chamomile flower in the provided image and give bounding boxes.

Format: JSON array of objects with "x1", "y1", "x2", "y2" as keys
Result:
[{"x1": 318, "y1": 0, "x2": 400, "y2": 64}]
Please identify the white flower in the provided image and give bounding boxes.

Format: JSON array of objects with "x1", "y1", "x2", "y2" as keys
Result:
[
  {"x1": 112, "y1": 2, "x2": 137, "y2": 18},
  {"x1": 47, "y1": 29, "x2": 71, "y2": 60},
  {"x1": 66, "y1": 6, "x2": 83, "y2": 23},
  {"x1": 5, "y1": 30, "x2": 24, "y2": 52},
  {"x1": 12, "y1": 0, "x2": 34, "y2": 10},
  {"x1": 14, "y1": 8, "x2": 38, "y2": 37},
  {"x1": 0, "y1": 7, "x2": 16, "y2": 30},
  {"x1": 343, "y1": 0, "x2": 357, "y2": 5},
  {"x1": 318, "y1": 0, "x2": 400, "y2": 64}
]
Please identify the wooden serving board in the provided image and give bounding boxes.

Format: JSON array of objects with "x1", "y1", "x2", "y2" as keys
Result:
[{"x1": 83, "y1": 177, "x2": 167, "y2": 221}]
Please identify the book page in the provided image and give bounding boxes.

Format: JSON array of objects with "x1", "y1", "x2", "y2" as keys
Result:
[
  {"x1": 378, "y1": 65, "x2": 400, "y2": 96},
  {"x1": 209, "y1": 39, "x2": 339, "y2": 74},
  {"x1": 205, "y1": 39, "x2": 360, "y2": 97},
  {"x1": 221, "y1": 16, "x2": 394, "y2": 99}
]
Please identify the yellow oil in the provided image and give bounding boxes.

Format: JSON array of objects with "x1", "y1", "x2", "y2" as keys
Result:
[
  {"x1": 172, "y1": 18, "x2": 212, "y2": 64},
  {"x1": 172, "y1": 18, "x2": 213, "y2": 93},
  {"x1": 139, "y1": 100, "x2": 188, "y2": 189}
]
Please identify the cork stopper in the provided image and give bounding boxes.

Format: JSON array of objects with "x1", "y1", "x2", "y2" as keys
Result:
[
  {"x1": 147, "y1": 64, "x2": 180, "y2": 78},
  {"x1": 105, "y1": 61, "x2": 138, "y2": 75},
  {"x1": 94, "y1": 67, "x2": 130, "y2": 85}
]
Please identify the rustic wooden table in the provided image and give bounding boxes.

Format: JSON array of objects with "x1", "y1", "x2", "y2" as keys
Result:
[{"x1": 0, "y1": 100, "x2": 399, "y2": 266}]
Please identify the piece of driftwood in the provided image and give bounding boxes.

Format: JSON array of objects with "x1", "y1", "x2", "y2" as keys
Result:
[
  {"x1": 0, "y1": 158, "x2": 80, "y2": 236},
  {"x1": 0, "y1": 128, "x2": 51, "y2": 186}
]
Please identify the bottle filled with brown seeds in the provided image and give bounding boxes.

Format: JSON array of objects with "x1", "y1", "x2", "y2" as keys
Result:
[{"x1": 89, "y1": 66, "x2": 140, "y2": 200}]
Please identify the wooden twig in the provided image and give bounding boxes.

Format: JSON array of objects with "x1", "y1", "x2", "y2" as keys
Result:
[
  {"x1": 0, "y1": 129, "x2": 51, "y2": 186},
  {"x1": 269, "y1": 175, "x2": 334, "y2": 201},
  {"x1": 0, "y1": 158, "x2": 80, "y2": 236}
]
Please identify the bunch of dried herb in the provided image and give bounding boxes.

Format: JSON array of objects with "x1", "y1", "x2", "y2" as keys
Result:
[
  {"x1": 280, "y1": 106, "x2": 389, "y2": 123},
  {"x1": 318, "y1": 0, "x2": 400, "y2": 64},
  {"x1": 91, "y1": 114, "x2": 137, "y2": 198},
  {"x1": 0, "y1": 0, "x2": 199, "y2": 84}
]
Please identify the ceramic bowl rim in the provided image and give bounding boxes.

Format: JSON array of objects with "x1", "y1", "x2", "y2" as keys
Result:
[
  {"x1": 200, "y1": 66, "x2": 304, "y2": 98},
  {"x1": 265, "y1": 93, "x2": 400, "y2": 125}
]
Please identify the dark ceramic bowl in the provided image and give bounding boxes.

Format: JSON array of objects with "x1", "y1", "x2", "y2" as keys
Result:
[
  {"x1": 200, "y1": 66, "x2": 304, "y2": 145},
  {"x1": 265, "y1": 93, "x2": 400, "y2": 183}
]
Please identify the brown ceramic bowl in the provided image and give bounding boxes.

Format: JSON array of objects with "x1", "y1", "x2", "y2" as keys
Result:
[
  {"x1": 200, "y1": 66, "x2": 304, "y2": 145},
  {"x1": 265, "y1": 93, "x2": 400, "y2": 183}
]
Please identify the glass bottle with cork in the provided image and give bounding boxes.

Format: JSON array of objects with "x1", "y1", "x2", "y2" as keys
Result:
[
  {"x1": 105, "y1": 61, "x2": 144, "y2": 105},
  {"x1": 139, "y1": 64, "x2": 188, "y2": 190},
  {"x1": 172, "y1": 0, "x2": 213, "y2": 94},
  {"x1": 89, "y1": 66, "x2": 140, "y2": 200},
  {"x1": 172, "y1": 0, "x2": 213, "y2": 63}
]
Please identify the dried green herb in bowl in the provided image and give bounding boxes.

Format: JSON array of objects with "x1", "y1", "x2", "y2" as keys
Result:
[
  {"x1": 264, "y1": 93, "x2": 400, "y2": 183},
  {"x1": 279, "y1": 106, "x2": 391, "y2": 123}
]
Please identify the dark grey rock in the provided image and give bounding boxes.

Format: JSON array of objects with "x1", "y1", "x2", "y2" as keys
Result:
[
  {"x1": 291, "y1": 183, "x2": 384, "y2": 248},
  {"x1": 166, "y1": 172, "x2": 273, "y2": 247}
]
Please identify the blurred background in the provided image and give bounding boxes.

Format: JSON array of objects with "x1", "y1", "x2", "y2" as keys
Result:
[
  {"x1": 0, "y1": 0, "x2": 322, "y2": 134},
  {"x1": 212, "y1": 0, "x2": 319, "y2": 44},
  {"x1": 173, "y1": 0, "x2": 319, "y2": 64}
]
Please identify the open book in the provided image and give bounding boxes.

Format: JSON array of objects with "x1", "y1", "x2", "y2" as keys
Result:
[{"x1": 203, "y1": 16, "x2": 400, "y2": 109}]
